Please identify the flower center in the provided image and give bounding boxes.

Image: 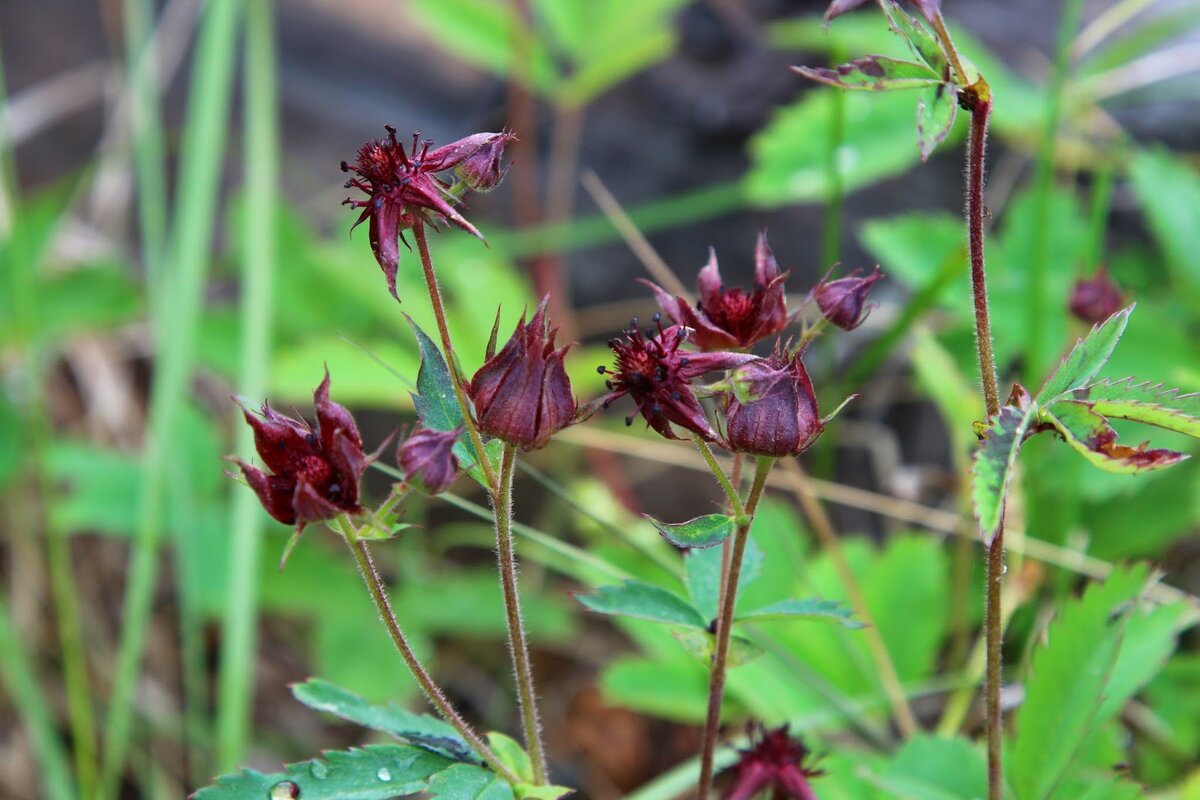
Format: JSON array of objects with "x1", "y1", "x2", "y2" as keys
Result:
[{"x1": 706, "y1": 288, "x2": 759, "y2": 338}]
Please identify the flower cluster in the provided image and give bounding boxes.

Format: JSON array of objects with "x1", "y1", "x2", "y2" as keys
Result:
[{"x1": 721, "y1": 726, "x2": 823, "y2": 800}]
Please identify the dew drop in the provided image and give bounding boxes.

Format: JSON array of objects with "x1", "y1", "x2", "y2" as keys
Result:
[
  {"x1": 310, "y1": 761, "x2": 329, "y2": 780},
  {"x1": 269, "y1": 781, "x2": 300, "y2": 800},
  {"x1": 377, "y1": 767, "x2": 393, "y2": 782}
]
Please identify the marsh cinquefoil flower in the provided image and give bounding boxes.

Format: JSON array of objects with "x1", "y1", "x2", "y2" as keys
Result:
[
  {"x1": 341, "y1": 127, "x2": 516, "y2": 300},
  {"x1": 469, "y1": 297, "x2": 576, "y2": 450},
  {"x1": 230, "y1": 370, "x2": 368, "y2": 532},
  {"x1": 724, "y1": 342, "x2": 825, "y2": 457},
  {"x1": 600, "y1": 316, "x2": 758, "y2": 441},
  {"x1": 640, "y1": 233, "x2": 790, "y2": 351},
  {"x1": 1069, "y1": 267, "x2": 1124, "y2": 325},
  {"x1": 813, "y1": 266, "x2": 884, "y2": 331},
  {"x1": 722, "y1": 726, "x2": 823, "y2": 800}
]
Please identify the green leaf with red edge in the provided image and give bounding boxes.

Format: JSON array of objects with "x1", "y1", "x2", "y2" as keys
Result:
[
  {"x1": 972, "y1": 402, "x2": 1039, "y2": 544},
  {"x1": 878, "y1": 0, "x2": 948, "y2": 74},
  {"x1": 917, "y1": 81, "x2": 958, "y2": 161},
  {"x1": 1070, "y1": 379, "x2": 1200, "y2": 438},
  {"x1": 794, "y1": 56, "x2": 941, "y2": 92},
  {"x1": 646, "y1": 513, "x2": 735, "y2": 549},
  {"x1": 1039, "y1": 400, "x2": 1188, "y2": 474},
  {"x1": 1037, "y1": 305, "x2": 1133, "y2": 403}
]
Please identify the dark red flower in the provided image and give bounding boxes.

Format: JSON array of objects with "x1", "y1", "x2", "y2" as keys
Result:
[
  {"x1": 1069, "y1": 267, "x2": 1124, "y2": 325},
  {"x1": 640, "y1": 233, "x2": 790, "y2": 351},
  {"x1": 397, "y1": 426, "x2": 462, "y2": 495},
  {"x1": 722, "y1": 725, "x2": 823, "y2": 800},
  {"x1": 454, "y1": 130, "x2": 517, "y2": 192},
  {"x1": 813, "y1": 266, "x2": 884, "y2": 331},
  {"x1": 469, "y1": 297, "x2": 576, "y2": 450},
  {"x1": 341, "y1": 127, "x2": 514, "y2": 300},
  {"x1": 600, "y1": 316, "x2": 759, "y2": 441},
  {"x1": 724, "y1": 342, "x2": 824, "y2": 457},
  {"x1": 230, "y1": 370, "x2": 368, "y2": 532}
]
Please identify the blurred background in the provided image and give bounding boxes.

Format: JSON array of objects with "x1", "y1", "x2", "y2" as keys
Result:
[{"x1": 1, "y1": 0, "x2": 1199, "y2": 797}]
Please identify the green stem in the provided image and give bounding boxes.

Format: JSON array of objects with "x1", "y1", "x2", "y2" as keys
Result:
[
  {"x1": 340, "y1": 521, "x2": 520, "y2": 784},
  {"x1": 696, "y1": 457, "x2": 774, "y2": 799},
  {"x1": 691, "y1": 436, "x2": 746, "y2": 522},
  {"x1": 493, "y1": 445, "x2": 548, "y2": 784},
  {"x1": 98, "y1": 4, "x2": 243, "y2": 795},
  {"x1": 411, "y1": 222, "x2": 497, "y2": 489},
  {"x1": 215, "y1": 0, "x2": 278, "y2": 772}
]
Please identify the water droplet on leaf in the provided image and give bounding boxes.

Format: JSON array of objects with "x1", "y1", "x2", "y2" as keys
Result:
[
  {"x1": 269, "y1": 781, "x2": 300, "y2": 799},
  {"x1": 377, "y1": 767, "x2": 392, "y2": 782}
]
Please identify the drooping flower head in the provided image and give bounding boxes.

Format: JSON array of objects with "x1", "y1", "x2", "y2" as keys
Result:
[
  {"x1": 722, "y1": 725, "x2": 823, "y2": 800},
  {"x1": 640, "y1": 233, "x2": 790, "y2": 351},
  {"x1": 397, "y1": 426, "x2": 463, "y2": 495},
  {"x1": 469, "y1": 297, "x2": 576, "y2": 450},
  {"x1": 1069, "y1": 267, "x2": 1124, "y2": 325},
  {"x1": 341, "y1": 127, "x2": 516, "y2": 300},
  {"x1": 812, "y1": 266, "x2": 884, "y2": 331},
  {"x1": 724, "y1": 341, "x2": 824, "y2": 457},
  {"x1": 600, "y1": 316, "x2": 758, "y2": 440},
  {"x1": 230, "y1": 369, "x2": 368, "y2": 532}
]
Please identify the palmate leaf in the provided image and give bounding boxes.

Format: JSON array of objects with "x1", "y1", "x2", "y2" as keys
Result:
[
  {"x1": 1071, "y1": 378, "x2": 1200, "y2": 438},
  {"x1": 189, "y1": 744, "x2": 454, "y2": 800},
  {"x1": 734, "y1": 597, "x2": 863, "y2": 628},
  {"x1": 291, "y1": 679, "x2": 477, "y2": 763},
  {"x1": 575, "y1": 581, "x2": 707, "y2": 629},
  {"x1": 1039, "y1": 400, "x2": 1187, "y2": 474},
  {"x1": 971, "y1": 403, "x2": 1038, "y2": 544},
  {"x1": 426, "y1": 764, "x2": 514, "y2": 800},
  {"x1": 794, "y1": 56, "x2": 941, "y2": 91},
  {"x1": 1036, "y1": 305, "x2": 1133, "y2": 403}
]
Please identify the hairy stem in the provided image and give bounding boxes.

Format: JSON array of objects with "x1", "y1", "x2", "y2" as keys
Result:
[
  {"x1": 341, "y1": 521, "x2": 519, "y2": 785},
  {"x1": 692, "y1": 436, "x2": 747, "y2": 522},
  {"x1": 412, "y1": 222, "x2": 497, "y2": 489},
  {"x1": 986, "y1": 528, "x2": 1005, "y2": 800},
  {"x1": 697, "y1": 457, "x2": 774, "y2": 799},
  {"x1": 967, "y1": 100, "x2": 1001, "y2": 420},
  {"x1": 494, "y1": 444, "x2": 548, "y2": 784}
]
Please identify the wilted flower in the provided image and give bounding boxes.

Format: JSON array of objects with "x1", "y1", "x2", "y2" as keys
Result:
[
  {"x1": 1069, "y1": 267, "x2": 1124, "y2": 325},
  {"x1": 724, "y1": 342, "x2": 824, "y2": 457},
  {"x1": 397, "y1": 426, "x2": 462, "y2": 495},
  {"x1": 813, "y1": 266, "x2": 884, "y2": 330},
  {"x1": 600, "y1": 316, "x2": 758, "y2": 441},
  {"x1": 230, "y1": 370, "x2": 368, "y2": 532},
  {"x1": 722, "y1": 725, "x2": 823, "y2": 800},
  {"x1": 640, "y1": 233, "x2": 790, "y2": 351},
  {"x1": 469, "y1": 297, "x2": 576, "y2": 450},
  {"x1": 341, "y1": 127, "x2": 515, "y2": 300}
]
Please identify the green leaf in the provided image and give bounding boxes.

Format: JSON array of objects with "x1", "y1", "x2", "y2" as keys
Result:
[
  {"x1": 683, "y1": 535, "x2": 765, "y2": 620},
  {"x1": 875, "y1": 734, "x2": 987, "y2": 800},
  {"x1": 917, "y1": 82, "x2": 958, "y2": 161},
  {"x1": 1040, "y1": 399, "x2": 1187, "y2": 474},
  {"x1": 485, "y1": 733, "x2": 532, "y2": 785},
  {"x1": 972, "y1": 403, "x2": 1039, "y2": 543},
  {"x1": 426, "y1": 764, "x2": 514, "y2": 800},
  {"x1": 794, "y1": 56, "x2": 941, "y2": 91},
  {"x1": 671, "y1": 628, "x2": 764, "y2": 668},
  {"x1": 576, "y1": 581, "x2": 707, "y2": 629},
  {"x1": 1007, "y1": 567, "x2": 1151, "y2": 800},
  {"x1": 647, "y1": 513, "x2": 735, "y2": 549},
  {"x1": 515, "y1": 786, "x2": 572, "y2": 800},
  {"x1": 878, "y1": 0, "x2": 947, "y2": 74},
  {"x1": 1128, "y1": 147, "x2": 1200, "y2": 296},
  {"x1": 734, "y1": 598, "x2": 863, "y2": 628},
  {"x1": 454, "y1": 438, "x2": 504, "y2": 489},
  {"x1": 1037, "y1": 305, "x2": 1133, "y2": 404},
  {"x1": 291, "y1": 679, "x2": 475, "y2": 763},
  {"x1": 406, "y1": 315, "x2": 465, "y2": 433},
  {"x1": 189, "y1": 744, "x2": 454, "y2": 800},
  {"x1": 1071, "y1": 378, "x2": 1200, "y2": 438}
]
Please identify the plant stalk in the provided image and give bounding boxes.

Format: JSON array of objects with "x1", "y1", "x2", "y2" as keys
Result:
[
  {"x1": 341, "y1": 521, "x2": 520, "y2": 785},
  {"x1": 493, "y1": 444, "x2": 548, "y2": 784},
  {"x1": 986, "y1": 528, "x2": 1005, "y2": 800},
  {"x1": 412, "y1": 221, "x2": 497, "y2": 489},
  {"x1": 967, "y1": 99, "x2": 1000, "y2": 420},
  {"x1": 697, "y1": 457, "x2": 774, "y2": 800}
]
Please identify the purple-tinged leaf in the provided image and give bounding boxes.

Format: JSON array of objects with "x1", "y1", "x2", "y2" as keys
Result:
[
  {"x1": 909, "y1": 0, "x2": 941, "y2": 23},
  {"x1": 1037, "y1": 304, "x2": 1134, "y2": 403},
  {"x1": 1071, "y1": 379, "x2": 1200, "y2": 438},
  {"x1": 879, "y1": 1, "x2": 947, "y2": 74},
  {"x1": 917, "y1": 82, "x2": 957, "y2": 161},
  {"x1": 823, "y1": 0, "x2": 870, "y2": 22},
  {"x1": 794, "y1": 56, "x2": 941, "y2": 92},
  {"x1": 972, "y1": 403, "x2": 1038, "y2": 544},
  {"x1": 1041, "y1": 400, "x2": 1188, "y2": 474},
  {"x1": 647, "y1": 513, "x2": 735, "y2": 549}
]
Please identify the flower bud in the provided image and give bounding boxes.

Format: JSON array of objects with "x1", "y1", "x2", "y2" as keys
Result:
[
  {"x1": 469, "y1": 297, "x2": 576, "y2": 450},
  {"x1": 454, "y1": 131, "x2": 517, "y2": 193},
  {"x1": 397, "y1": 426, "x2": 462, "y2": 495},
  {"x1": 723, "y1": 343, "x2": 822, "y2": 457},
  {"x1": 722, "y1": 725, "x2": 822, "y2": 800},
  {"x1": 1069, "y1": 267, "x2": 1123, "y2": 325},
  {"x1": 813, "y1": 266, "x2": 884, "y2": 330}
]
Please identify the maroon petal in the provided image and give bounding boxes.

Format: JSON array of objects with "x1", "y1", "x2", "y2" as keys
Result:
[
  {"x1": 424, "y1": 131, "x2": 505, "y2": 172},
  {"x1": 239, "y1": 402, "x2": 316, "y2": 477},
  {"x1": 724, "y1": 763, "x2": 775, "y2": 800},
  {"x1": 697, "y1": 248, "x2": 724, "y2": 310},
  {"x1": 776, "y1": 766, "x2": 819, "y2": 800},
  {"x1": 292, "y1": 473, "x2": 348, "y2": 526},
  {"x1": 824, "y1": 0, "x2": 870, "y2": 21},
  {"x1": 315, "y1": 368, "x2": 363, "y2": 457},
  {"x1": 369, "y1": 199, "x2": 404, "y2": 301},
  {"x1": 677, "y1": 348, "x2": 761, "y2": 381},
  {"x1": 234, "y1": 460, "x2": 298, "y2": 525}
]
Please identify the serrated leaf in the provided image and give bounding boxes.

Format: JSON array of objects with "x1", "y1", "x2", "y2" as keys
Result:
[
  {"x1": 734, "y1": 598, "x2": 863, "y2": 628},
  {"x1": 290, "y1": 679, "x2": 477, "y2": 763},
  {"x1": 647, "y1": 513, "x2": 735, "y2": 549},
  {"x1": 1040, "y1": 400, "x2": 1187, "y2": 474},
  {"x1": 1037, "y1": 305, "x2": 1133, "y2": 403},
  {"x1": 795, "y1": 56, "x2": 941, "y2": 91},
  {"x1": 426, "y1": 764, "x2": 514, "y2": 800},
  {"x1": 576, "y1": 581, "x2": 707, "y2": 629},
  {"x1": 405, "y1": 315, "x2": 466, "y2": 432},
  {"x1": 972, "y1": 403, "x2": 1039, "y2": 543},
  {"x1": 670, "y1": 628, "x2": 764, "y2": 668},
  {"x1": 917, "y1": 82, "x2": 957, "y2": 161},
  {"x1": 1071, "y1": 379, "x2": 1200, "y2": 438},
  {"x1": 356, "y1": 523, "x2": 417, "y2": 542},
  {"x1": 683, "y1": 535, "x2": 765, "y2": 620},
  {"x1": 878, "y1": 0, "x2": 947, "y2": 73},
  {"x1": 1007, "y1": 567, "x2": 1151, "y2": 800},
  {"x1": 189, "y1": 744, "x2": 454, "y2": 800}
]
